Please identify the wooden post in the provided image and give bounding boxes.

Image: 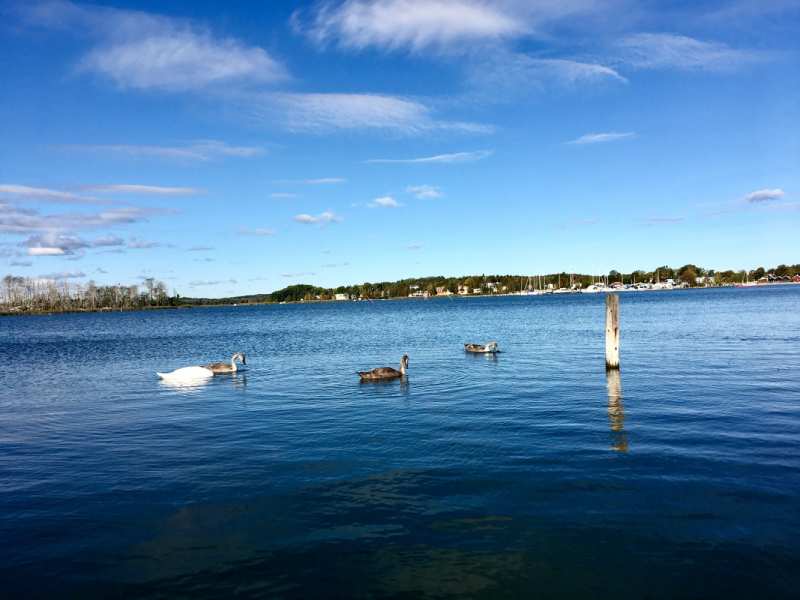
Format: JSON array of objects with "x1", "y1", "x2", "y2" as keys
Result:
[{"x1": 605, "y1": 293, "x2": 620, "y2": 369}]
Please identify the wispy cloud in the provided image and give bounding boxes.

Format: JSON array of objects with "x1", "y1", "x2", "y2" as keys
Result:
[
  {"x1": 298, "y1": 0, "x2": 593, "y2": 54},
  {"x1": 645, "y1": 216, "x2": 685, "y2": 223},
  {"x1": 71, "y1": 184, "x2": 206, "y2": 195},
  {"x1": 10, "y1": 261, "x2": 33, "y2": 267},
  {"x1": 187, "y1": 246, "x2": 214, "y2": 251},
  {"x1": 369, "y1": 196, "x2": 403, "y2": 208},
  {"x1": 18, "y1": 232, "x2": 134, "y2": 255},
  {"x1": 0, "y1": 184, "x2": 118, "y2": 204},
  {"x1": 236, "y1": 227, "x2": 277, "y2": 236},
  {"x1": 128, "y1": 239, "x2": 160, "y2": 249},
  {"x1": 266, "y1": 178, "x2": 345, "y2": 184},
  {"x1": 60, "y1": 141, "x2": 265, "y2": 163},
  {"x1": 189, "y1": 280, "x2": 222, "y2": 286},
  {"x1": 366, "y1": 151, "x2": 492, "y2": 164},
  {"x1": 406, "y1": 184, "x2": 443, "y2": 199},
  {"x1": 258, "y1": 93, "x2": 489, "y2": 135},
  {"x1": 38, "y1": 270, "x2": 86, "y2": 280},
  {"x1": 322, "y1": 261, "x2": 350, "y2": 268},
  {"x1": 612, "y1": 33, "x2": 757, "y2": 71},
  {"x1": 567, "y1": 132, "x2": 634, "y2": 144},
  {"x1": 281, "y1": 271, "x2": 315, "y2": 277},
  {"x1": 322, "y1": 249, "x2": 331, "y2": 253},
  {"x1": 571, "y1": 219, "x2": 596, "y2": 225},
  {"x1": 25, "y1": 1, "x2": 289, "y2": 91},
  {"x1": 95, "y1": 267, "x2": 108, "y2": 273},
  {"x1": 268, "y1": 193, "x2": 300, "y2": 198},
  {"x1": 294, "y1": 212, "x2": 343, "y2": 226},
  {"x1": 405, "y1": 242, "x2": 425, "y2": 249},
  {"x1": 734, "y1": 189, "x2": 784, "y2": 204}
]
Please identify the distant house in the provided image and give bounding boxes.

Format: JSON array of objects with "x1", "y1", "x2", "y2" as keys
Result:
[
  {"x1": 794, "y1": 275, "x2": 800, "y2": 283},
  {"x1": 409, "y1": 284, "x2": 420, "y2": 290},
  {"x1": 436, "y1": 286, "x2": 452, "y2": 295},
  {"x1": 334, "y1": 293, "x2": 349, "y2": 301},
  {"x1": 458, "y1": 285, "x2": 469, "y2": 295},
  {"x1": 472, "y1": 288, "x2": 482, "y2": 294}
]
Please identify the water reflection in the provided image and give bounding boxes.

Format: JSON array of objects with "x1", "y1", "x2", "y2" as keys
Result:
[{"x1": 606, "y1": 370, "x2": 628, "y2": 452}]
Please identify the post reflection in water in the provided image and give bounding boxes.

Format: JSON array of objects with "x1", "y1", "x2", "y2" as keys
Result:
[{"x1": 606, "y1": 369, "x2": 628, "y2": 452}]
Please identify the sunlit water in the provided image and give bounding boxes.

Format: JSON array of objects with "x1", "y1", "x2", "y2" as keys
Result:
[{"x1": 1, "y1": 287, "x2": 799, "y2": 598}]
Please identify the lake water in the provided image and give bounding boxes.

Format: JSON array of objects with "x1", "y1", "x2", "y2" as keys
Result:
[{"x1": 1, "y1": 287, "x2": 799, "y2": 599}]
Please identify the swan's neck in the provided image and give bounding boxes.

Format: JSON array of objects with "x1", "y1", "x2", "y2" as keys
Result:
[
  {"x1": 231, "y1": 356, "x2": 238, "y2": 372},
  {"x1": 486, "y1": 343, "x2": 494, "y2": 353},
  {"x1": 399, "y1": 360, "x2": 405, "y2": 375}
]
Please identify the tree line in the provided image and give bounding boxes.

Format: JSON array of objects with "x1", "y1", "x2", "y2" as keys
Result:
[
  {"x1": 3, "y1": 262, "x2": 797, "y2": 312},
  {"x1": 1, "y1": 275, "x2": 175, "y2": 313}
]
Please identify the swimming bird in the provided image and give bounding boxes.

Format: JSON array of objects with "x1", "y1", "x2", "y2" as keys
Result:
[
  {"x1": 157, "y1": 366, "x2": 214, "y2": 380},
  {"x1": 357, "y1": 355, "x2": 409, "y2": 380},
  {"x1": 464, "y1": 342, "x2": 499, "y2": 353},
  {"x1": 202, "y1": 353, "x2": 246, "y2": 374}
]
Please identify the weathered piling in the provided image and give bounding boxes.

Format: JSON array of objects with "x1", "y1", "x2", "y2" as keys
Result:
[{"x1": 605, "y1": 293, "x2": 620, "y2": 369}]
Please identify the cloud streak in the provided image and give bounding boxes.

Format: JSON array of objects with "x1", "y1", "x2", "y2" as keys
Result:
[
  {"x1": 734, "y1": 189, "x2": 784, "y2": 204},
  {"x1": 567, "y1": 132, "x2": 634, "y2": 144},
  {"x1": 60, "y1": 141, "x2": 265, "y2": 163},
  {"x1": 294, "y1": 212, "x2": 343, "y2": 226},
  {"x1": 405, "y1": 242, "x2": 425, "y2": 249},
  {"x1": 612, "y1": 33, "x2": 757, "y2": 71},
  {"x1": 0, "y1": 184, "x2": 118, "y2": 204},
  {"x1": 406, "y1": 184, "x2": 443, "y2": 199},
  {"x1": 71, "y1": 184, "x2": 206, "y2": 195},
  {"x1": 236, "y1": 227, "x2": 277, "y2": 236},
  {"x1": 366, "y1": 150, "x2": 492, "y2": 164}
]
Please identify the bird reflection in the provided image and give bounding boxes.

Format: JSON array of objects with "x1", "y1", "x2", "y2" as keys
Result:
[
  {"x1": 232, "y1": 373, "x2": 247, "y2": 389},
  {"x1": 606, "y1": 369, "x2": 628, "y2": 452}
]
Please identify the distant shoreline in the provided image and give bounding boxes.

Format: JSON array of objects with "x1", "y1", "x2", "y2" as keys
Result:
[{"x1": 3, "y1": 282, "x2": 797, "y2": 316}]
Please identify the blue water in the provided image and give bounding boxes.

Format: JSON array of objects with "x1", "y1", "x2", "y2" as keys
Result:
[{"x1": 1, "y1": 287, "x2": 799, "y2": 598}]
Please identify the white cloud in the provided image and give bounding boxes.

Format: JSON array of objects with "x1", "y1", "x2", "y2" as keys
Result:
[
  {"x1": 371, "y1": 196, "x2": 403, "y2": 207},
  {"x1": 0, "y1": 184, "x2": 117, "y2": 204},
  {"x1": 71, "y1": 184, "x2": 205, "y2": 195},
  {"x1": 38, "y1": 270, "x2": 86, "y2": 280},
  {"x1": 67, "y1": 250, "x2": 86, "y2": 261},
  {"x1": 189, "y1": 280, "x2": 222, "y2": 286},
  {"x1": 24, "y1": 1, "x2": 289, "y2": 91},
  {"x1": 303, "y1": 0, "x2": 526, "y2": 52},
  {"x1": 406, "y1": 184, "x2": 443, "y2": 199},
  {"x1": 405, "y1": 242, "x2": 425, "y2": 249},
  {"x1": 366, "y1": 150, "x2": 492, "y2": 163},
  {"x1": 567, "y1": 132, "x2": 634, "y2": 144},
  {"x1": 734, "y1": 189, "x2": 784, "y2": 204},
  {"x1": 612, "y1": 34, "x2": 755, "y2": 71},
  {"x1": 294, "y1": 212, "x2": 343, "y2": 226},
  {"x1": 236, "y1": 227, "x2": 277, "y2": 236},
  {"x1": 61, "y1": 141, "x2": 265, "y2": 163},
  {"x1": 20, "y1": 232, "x2": 90, "y2": 255},
  {"x1": 128, "y1": 239, "x2": 160, "y2": 249},
  {"x1": 299, "y1": 0, "x2": 593, "y2": 53},
  {"x1": 256, "y1": 93, "x2": 489, "y2": 135},
  {"x1": 92, "y1": 235, "x2": 125, "y2": 247}
]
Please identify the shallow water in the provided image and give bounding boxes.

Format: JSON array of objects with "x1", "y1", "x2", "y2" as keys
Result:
[{"x1": 1, "y1": 287, "x2": 799, "y2": 598}]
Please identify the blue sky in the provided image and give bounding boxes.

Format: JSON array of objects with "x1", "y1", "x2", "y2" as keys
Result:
[{"x1": 1, "y1": 0, "x2": 798, "y2": 296}]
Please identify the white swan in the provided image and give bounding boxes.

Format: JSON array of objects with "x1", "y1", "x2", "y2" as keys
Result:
[{"x1": 157, "y1": 366, "x2": 214, "y2": 380}]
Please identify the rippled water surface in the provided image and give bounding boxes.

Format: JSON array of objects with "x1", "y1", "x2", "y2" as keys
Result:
[{"x1": 2, "y1": 287, "x2": 799, "y2": 599}]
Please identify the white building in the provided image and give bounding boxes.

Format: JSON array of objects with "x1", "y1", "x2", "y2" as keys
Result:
[{"x1": 334, "y1": 293, "x2": 349, "y2": 301}]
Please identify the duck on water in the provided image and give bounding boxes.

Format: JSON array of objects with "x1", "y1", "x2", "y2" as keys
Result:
[
  {"x1": 357, "y1": 355, "x2": 409, "y2": 380},
  {"x1": 464, "y1": 342, "x2": 499, "y2": 353}
]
